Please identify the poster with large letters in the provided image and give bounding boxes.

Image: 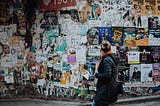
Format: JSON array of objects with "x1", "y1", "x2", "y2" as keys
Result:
[{"x1": 39, "y1": 0, "x2": 76, "y2": 13}]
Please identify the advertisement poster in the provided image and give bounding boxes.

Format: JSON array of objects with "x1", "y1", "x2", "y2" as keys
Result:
[
  {"x1": 152, "y1": 63, "x2": 160, "y2": 82},
  {"x1": 118, "y1": 64, "x2": 130, "y2": 82},
  {"x1": 117, "y1": 46, "x2": 128, "y2": 65},
  {"x1": 130, "y1": 64, "x2": 141, "y2": 82},
  {"x1": 109, "y1": 27, "x2": 124, "y2": 46},
  {"x1": 98, "y1": 27, "x2": 110, "y2": 44},
  {"x1": 123, "y1": 27, "x2": 136, "y2": 49},
  {"x1": 139, "y1": 46, "x2": 151, "y2": 63},
  {"x1": 141, "y1": 64, "x2": 152, "y2": 82},
  {"x1": 128, "y1": 51, "x2": 140, "y2": 64},
  {"x1": 148, "y1": 29, "x2": 160, "y2": 45},
  {"x1": 135, "y1": 28, "x2": 148, "y2": 46},
  {"x1": 149, "y1": 46, "x2": 160, "y2": 63}
]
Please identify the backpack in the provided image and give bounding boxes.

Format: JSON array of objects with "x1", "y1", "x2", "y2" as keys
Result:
[{"x1": 107, "y1": 54, "x2": 124, "y2": 103}]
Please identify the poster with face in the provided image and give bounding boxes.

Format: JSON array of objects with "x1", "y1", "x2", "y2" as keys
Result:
[
  {"x1": 152, "y1": 63, "x2": 160, "y2": 82},
  {"x1": 87, "y1": 27, "x2": 98, "y2": 45},
  {"x1": 130, "y1": 64, "x2": 141, "y2": 82}
]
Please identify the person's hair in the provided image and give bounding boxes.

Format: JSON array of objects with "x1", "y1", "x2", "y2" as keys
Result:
[{"x1": 101, "y1": 40, "x2": 111, "y2": 52}]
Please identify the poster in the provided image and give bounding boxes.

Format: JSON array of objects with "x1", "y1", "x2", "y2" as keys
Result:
[
  {"x1": 118, "y1": 64, "x2": 130, "y2": 82},
  {"x1": 123, "y1": 27, "x2": 136, "y2": 49},
  {"x1": 109, "y1": 27, "x2": 124, "y2": 46},
  {"x1": 117, "y1": 46, "x2": 128, "y2": 65},
  {"x1": 39, "y1": 0, "x2": 76, "y2": 13},
  {"x1": 149, "y1": 46, "x2": 160, "y2": 63},
  {"x1": 139, "y1": 46, "x2": 151, "y2": 63},
  {"x1": 135, "y1": 28, "x2": 148, "y2": 46},
  {"x1": 128, "y1": 51, "x2": 140, "y2": 64},
  {"x1": 152, "y1": 63, "x2": 160, "y2": 82},
  {"x1": 148, "y1": 28, "x2": 160, "y2": 45},
  {"x1": 130, "y1": 64, "x2": 141, "y2": 82},
  {"x1": 98, "y1": 27, "x2": 112, "y2": 44},
  {"x1": 67, "y1": 48, "x2": 76, "y2": 64},
  {"x1": 141, "y1": 64, "x2": 152, "y2": 82},
  {"x1": 76, "y1": 46, "x2": 86, "y2": 64}
]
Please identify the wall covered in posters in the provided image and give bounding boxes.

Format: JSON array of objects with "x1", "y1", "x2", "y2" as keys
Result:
[{"x1": 1, "y1": 0, "x2": 160, "y2": 99}]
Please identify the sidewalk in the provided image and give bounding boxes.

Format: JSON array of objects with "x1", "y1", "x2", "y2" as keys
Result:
[
  {"x1": 0, "y1": 94, "x2": 160, "y2": 106},
  {"x1": 81, "y1": 94, "x2": 160, "y2": 106}
]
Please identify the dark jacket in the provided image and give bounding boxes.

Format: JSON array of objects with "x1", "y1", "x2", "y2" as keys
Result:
[{"x1": 94, "y1": 53, "x2": 117, "y2": 106}]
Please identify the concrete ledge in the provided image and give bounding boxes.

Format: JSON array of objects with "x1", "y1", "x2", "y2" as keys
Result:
[{"x1": 0, "y1": 95, "x2": 160, "y2": 106}]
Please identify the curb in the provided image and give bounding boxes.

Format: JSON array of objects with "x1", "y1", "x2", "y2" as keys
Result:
[{"x1": 81, "y1": 95, "x2": 160, "y2": 106}]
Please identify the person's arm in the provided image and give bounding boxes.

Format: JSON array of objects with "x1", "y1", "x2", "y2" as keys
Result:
[{"x1": 95, "y1": 57, "x2": 112, "y2": 79}]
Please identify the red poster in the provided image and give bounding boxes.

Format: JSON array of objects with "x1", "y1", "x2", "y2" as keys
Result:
[{"x1": 40, "y1": 0, "x2": 76, "y2": 13}]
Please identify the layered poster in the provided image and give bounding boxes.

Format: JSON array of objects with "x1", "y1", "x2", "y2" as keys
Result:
[
  {"x1": 109, "y1": 27, "x2": 124, "y2": 46},
  {"x1": 149, "y1": 46, "x2": 160, "y2": 63},
  {"x1": 130, "y1": 64, "x2": 141, "y2": 82},
  {"x1": 141, "y1": 64, "x2": 153, "y2": 82},
  {"x1": 139, "y1": 46, "x2": 151, "y2": 63},
  {"x1": 123, "y1": 27, "x2": 136, "y2": 49},
  {"x1": 152, "y1": 63, "x2": 160, "y2": 82},
  {"x1": 148, "y1": 28, "x2": 160, "y2": 45},
  {"x1": 135, "y1": 28, "x2": 148, "y2": 46}
]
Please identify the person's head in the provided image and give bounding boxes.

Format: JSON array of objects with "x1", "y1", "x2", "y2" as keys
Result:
[
  {"x1": 134, "y1": 67, "x2": 138, "y2": 72},
  {"x1": 101, "y1": 40, "x2": 111, "y2": 53}
]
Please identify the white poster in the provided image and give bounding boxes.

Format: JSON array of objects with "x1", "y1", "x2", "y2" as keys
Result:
[
  {"x1": 141, "y1": 64, "x2": 153, "y2": 82},
  {"x1": 76, "y1": 46, "x2": 86, "y2": 64},
  {"x1": 128, "y1": 51, "x2": 140, "y2": 64}
]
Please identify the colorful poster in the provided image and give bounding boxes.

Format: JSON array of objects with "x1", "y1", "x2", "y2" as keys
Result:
[
  {"x1": 152, "y1": 63, "x2": 160, "y2": 82},
  {"x1": 67, "y1": 48, "x2": 76, "y2": 64},
  {"x1": 148, "y1": 29, "x2": 160, "y2": 45},
  {"x1": 149, "y1": 46, "x2": 160, "y2": 63},
  {"x1": 77, "y1": 0, "x2": 101, "y2": 22},
  {"x1": 141, "y1": 64, "x2": 153, "y2": 82},
  {"x1": 135, "y1": 28, "x2": 148, "y2": 46},
  {"x1": 123, "y1": 27, "x2": 136, "y2": 49},
  {"x1": 98, "y1": 27, "x2": 112, "y2": 44},
  {"x1": 139, "y1": 46, "x2": 151, "y2": 63},
  {"x1": 130, "y1": 64, "x2": 141, "y2": 82},
  {"x1": 87, "y1": 27, "x2": 99, "y2": 45},
  {"x1": 128, "y1": 51, "x2": 140, "y2": 64},
  {"x1": 109, "y1": 27, "x2": 124, "y2": 46}
]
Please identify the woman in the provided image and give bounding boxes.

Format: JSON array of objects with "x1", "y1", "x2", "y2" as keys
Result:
[{"x1": 92, "y1": 40, "x2": 118, "y2": 106}]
